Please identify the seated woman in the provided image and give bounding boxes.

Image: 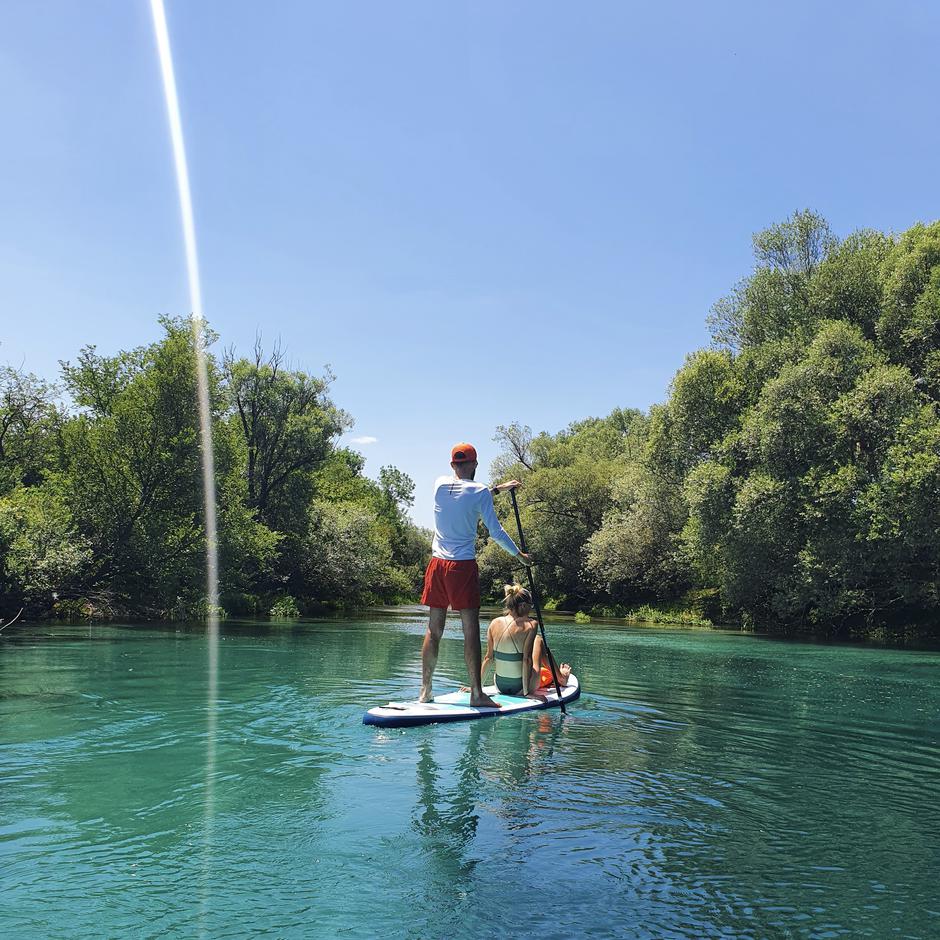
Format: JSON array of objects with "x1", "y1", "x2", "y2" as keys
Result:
[
  {"x1": 478, "y1": 584, "x2": 573, "y2": 697},
  {"x1": 479, "y1": 584, "x2": 540, "y2": 697}
]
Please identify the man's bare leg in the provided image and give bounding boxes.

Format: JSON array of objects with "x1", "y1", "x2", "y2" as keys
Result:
[
  {"x1": 459, "y1": 608, "x2": 500, "y2": 708},
  {"x1": 419, "y1": 607, "x2": 447, "y2": 702}
]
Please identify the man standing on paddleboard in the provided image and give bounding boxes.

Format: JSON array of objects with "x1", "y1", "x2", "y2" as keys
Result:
[{"x1": 419, "y1": 442, "x2": 532, "y2": 708}]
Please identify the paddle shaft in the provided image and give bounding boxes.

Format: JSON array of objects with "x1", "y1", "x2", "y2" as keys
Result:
[{"x1": 508, "y1": 488, "x2": 566, "y2": 713}]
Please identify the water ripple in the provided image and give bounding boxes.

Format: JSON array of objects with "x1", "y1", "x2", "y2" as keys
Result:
[{"x1": 2, "y1": 620, "x2": 938, "y2": 938}]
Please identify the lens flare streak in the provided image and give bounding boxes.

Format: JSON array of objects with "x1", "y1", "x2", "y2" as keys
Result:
[
  {"x1": 148, "y1": 1, "x2": 218, "y2": 933},
  {"x1": 148, "y1": 0, "x2": 218, "y2": 611}
]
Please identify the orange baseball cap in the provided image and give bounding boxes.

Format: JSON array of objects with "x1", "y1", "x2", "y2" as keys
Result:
[{"x1": 451, "y1": 442, "x2": 478, "y2": 464}]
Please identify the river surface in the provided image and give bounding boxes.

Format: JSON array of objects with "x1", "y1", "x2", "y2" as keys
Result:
[{"x1": 1, "y1": 611, "x2": 938, "y2": 939}]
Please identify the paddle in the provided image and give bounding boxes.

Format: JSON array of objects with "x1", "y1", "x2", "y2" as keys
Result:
[{"x1": 508, "y1": 487, "x2": 567, "y2": 714}]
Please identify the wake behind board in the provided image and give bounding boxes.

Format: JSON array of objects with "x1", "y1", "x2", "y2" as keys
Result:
[{"x1": 363, "y1": 674, "x2": 580, "y2": 728}]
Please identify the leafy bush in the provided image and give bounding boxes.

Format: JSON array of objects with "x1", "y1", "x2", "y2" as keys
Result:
[
  {"x1": 625, "y1": 604, "x2": 712, "y2": 627},
  {"x1": 191, "y1": 599, "x2": 228, "y2": 621},
  {"x1": 270, "y1": 595, "x2": 301, "y2": 620},
  {"x1": 0, "y1": 482, "x2": 91, "y2": 608}
]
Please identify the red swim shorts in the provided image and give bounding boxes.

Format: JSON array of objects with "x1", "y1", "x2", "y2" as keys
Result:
[{"x1": 420, "y1": 557, "x2": 480, "y2": 610}]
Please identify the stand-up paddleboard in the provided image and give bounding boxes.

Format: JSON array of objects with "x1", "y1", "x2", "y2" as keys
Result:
[{"x1": 363, "y1": 674, "x2": 580, "y2": 728}]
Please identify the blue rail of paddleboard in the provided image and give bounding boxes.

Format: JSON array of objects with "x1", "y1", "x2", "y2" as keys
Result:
[{"x1": 362, "y1": 683, "x2": 581, "y2": 728}]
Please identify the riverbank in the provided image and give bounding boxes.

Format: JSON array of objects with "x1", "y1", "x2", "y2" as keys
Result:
[{"x1": 10, "y1": 592, "x2": 938, "y2": 647}]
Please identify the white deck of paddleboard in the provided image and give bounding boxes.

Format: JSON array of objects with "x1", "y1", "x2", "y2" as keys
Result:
[{"x1": 363, "y1": 674, "x2": 580, "y2": 727}]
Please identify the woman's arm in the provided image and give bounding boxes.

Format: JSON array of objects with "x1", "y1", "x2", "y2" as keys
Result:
[
  {"x1": 531, "y1": 633, "x2": 543, "y2": 675},
  {"x1": 522, "y1": 627, "x2": 537, "y2": 695},
  {"x1": 480, "y1": 621, "x2": 497, "y2": 685}
]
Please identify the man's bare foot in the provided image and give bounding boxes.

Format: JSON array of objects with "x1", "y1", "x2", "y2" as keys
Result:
[
  {"x1": 469, "y1": 692, "x2": 501, "y2": 709},
  {"x1": 418, "y1": 686, "x2": 433, "y2": 703}
]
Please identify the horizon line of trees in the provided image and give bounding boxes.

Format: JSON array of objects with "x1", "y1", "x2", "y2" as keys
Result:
[
  {"x1": 3, "y1": 210, "x2": 939, "y2": 637},
  {"x1": 0, "y1": 324, "x2": 430, "y2": 619},
  {"x1": 482, "y1": 211, "x2": 940, "y2": 639}
]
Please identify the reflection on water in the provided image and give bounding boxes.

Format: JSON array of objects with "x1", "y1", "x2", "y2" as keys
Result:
[
  {"x1": 1, "y1": 614, "x2": 939, "y2": 939},
  {"x1": 414, "y1": 732, "x2": 483, "y2": 880},
  {"x1": 413, "y1": 711, "x2": 565, "y2": 884}
]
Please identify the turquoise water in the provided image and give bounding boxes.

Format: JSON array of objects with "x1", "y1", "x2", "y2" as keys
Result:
[{"x1": 2, "y1": 612, "x2": 938, "y2": 939}]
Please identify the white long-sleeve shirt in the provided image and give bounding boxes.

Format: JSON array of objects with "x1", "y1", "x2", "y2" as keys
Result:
[{"x1": 430, "y1": 475, "x2": 521, "y2": 561}]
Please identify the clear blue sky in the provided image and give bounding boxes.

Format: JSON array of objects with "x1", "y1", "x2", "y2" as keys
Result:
[{"x1": 2, "y1": 1, "x2": 938, "y2": 526}]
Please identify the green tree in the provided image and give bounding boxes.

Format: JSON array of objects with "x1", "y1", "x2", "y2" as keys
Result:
[
  {"x1": 57, "y1": 317, "x2": 208, "y2": 612},
  {"x1": 0, "y1": 479, "x2": 91, "y2": 610},
  {"x1": 877, "y1": 221, "x2": 940, "y2": 398},
  {"x1": 707, "y1": 209, "x2": 833, "y2": 350},
  {"x1": 482, "y1": 410, "x2": 646, "y2": 607},
  {"x1": 312, "y1": 450, "x2": 429, "y2": 599},
  {"x1": 299, "y1": 500, "x2": 395, "y2": 604},
  {"x1": 677, "y1": 219, "x2": 940, "y2": 633},
  {"x1": 0, "y1": 320, "x2": 431, "y2": 618},
  {"x1": 222, "y1": 338, "x2": 349, "y2": 532},
  {"x1": 0, "y1": 366, "x2": 58, "y2": 494},
  {"x1": 585, "y1": 465, "x2": 689, "y2": 602}
]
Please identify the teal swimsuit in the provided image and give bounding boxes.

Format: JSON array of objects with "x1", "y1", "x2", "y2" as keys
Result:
[{"x1": 493, "y1": 619, "x2": 526, "y2": 695}]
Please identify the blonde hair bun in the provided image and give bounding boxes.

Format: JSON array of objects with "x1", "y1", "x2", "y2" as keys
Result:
[{"x1": 502, "y1": 583, "x2": 532, "y2": 613}]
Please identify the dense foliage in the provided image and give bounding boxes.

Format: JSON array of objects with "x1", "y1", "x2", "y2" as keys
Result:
[
  {"x1": 5, "y1": 211, "x2": 939, "y2": 637},
  {"x1": 486, "y1": 213, "x2": 940, "y2": 637},
  {"x1": 0, "y1": 320, "x2": 429, "y2": 619}
]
